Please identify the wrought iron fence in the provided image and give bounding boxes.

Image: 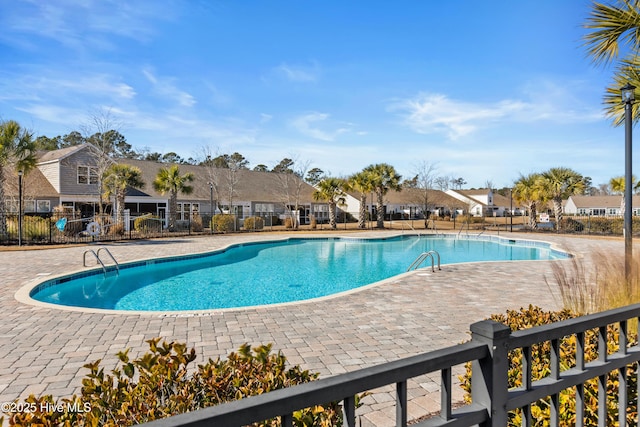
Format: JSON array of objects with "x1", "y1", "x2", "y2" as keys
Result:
[
  {"x1": 0, "y1": 211, "x2": 196, "y2": 245},
  {"x1": 139, "y1": 303, "x2": 640, "y2": 427},
  {"x1": 2, "y1": 210, "x2": 637, "y2": 246}
]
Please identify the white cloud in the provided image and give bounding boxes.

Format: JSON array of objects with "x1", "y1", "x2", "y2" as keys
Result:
[
  {"x1": 390, "y1": 93, "x2": 527, "y2": 139},
  {"x1": 391, "y1": 84, "x2": 605, "y2": 140},
  {"x1": 260, "y1": 113, "x2": 273, "y2": 124},
  {"x1": 15, "y1": 104, "x2": 87, "y2": 127},
  {"x1": 274, "y1": 62, "x2": 320, "y2": 82},
  {"x1": 1, "y1": 0, "x2": 172, "y2": 50},
  {"x1": 1, "y1": 73, "x2": 136, "y2": 102},
  {"x1": 290, "y1": 112, "x2": 350, "y2": 141},
  {"x1": 142, "y1": 69, "x2": 196, "y2": 107}
]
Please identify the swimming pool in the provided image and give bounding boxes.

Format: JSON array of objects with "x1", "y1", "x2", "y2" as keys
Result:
[{"x1": 27, "y1": 235, "x2": 568, "y2": 312}]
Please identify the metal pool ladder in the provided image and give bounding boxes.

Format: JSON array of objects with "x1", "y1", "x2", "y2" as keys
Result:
[
  {"x1": 83, "y1": 247, "x2": 120, "y2": 276},
  {"x1": 407, "y1": 250, "x2": 441, "y2": 272}
]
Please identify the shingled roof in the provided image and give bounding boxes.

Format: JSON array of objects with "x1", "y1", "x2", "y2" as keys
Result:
[{"x1": 117, "y1": 158, "x2": 317, "y2": 203}]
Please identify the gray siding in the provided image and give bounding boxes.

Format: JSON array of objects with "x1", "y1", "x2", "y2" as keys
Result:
[{"x1": 59, "y1": 151, "x2": 100, "y2": 197}]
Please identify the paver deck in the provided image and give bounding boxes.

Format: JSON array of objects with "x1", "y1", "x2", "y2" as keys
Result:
[{"x1": 0, "y1": 230, "x2": 624, "y2": 426}]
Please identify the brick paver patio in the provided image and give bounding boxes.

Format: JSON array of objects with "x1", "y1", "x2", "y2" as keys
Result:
[{"x1": 0, "y1": 231, "x2": 622, "y2": 426}]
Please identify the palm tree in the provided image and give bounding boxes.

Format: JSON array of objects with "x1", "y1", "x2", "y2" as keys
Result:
[
  {"x1": 583, "y1": 0, "x2": 640, "y2": 124},
  {"x1": 540, "y1": 167, "x2": 585, "y2": 230},
  {"x1": 363, "y1": 164, "x2": 402, "y2": 229},
  {"x1": 349, "y1": 170, "x2": 375, "y2": 229},
  {"x1": 0, "y1": 120, "x2": 36, "y2": 235},
  {"x1": 609, "y1": 175, "x2": 639, "y2": 216},
  {"x1": 313, "y1": 178, "x2": 347, "y2": 229},
  {"x1": 153, "y1": 165, "x2": 194, "y2": 231},
  {"x1": 103, "y1": 163, "x2": 145, "y2": 225},
  {"x1": 513, "y1": 173, "x2": 546, "y2": 229}
]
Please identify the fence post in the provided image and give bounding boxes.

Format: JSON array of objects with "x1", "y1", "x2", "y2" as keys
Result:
[{"x1": 470, "y1": 319, "x2": 511, "y2": 427}]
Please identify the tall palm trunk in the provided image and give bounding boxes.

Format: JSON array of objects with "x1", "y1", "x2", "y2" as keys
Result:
[
  {"x1": 358, "y1": 193, "x2": 367, "y2": 229},
  {"x1": 116, "y1": 191, "x2": 126, "y2": 226},
  {"x1": 168, "y1": 192, "x2": 178, "y2": 231},
  {"x1": 527, "y1": 201, "x2": 537, "y2": 229},
  {"x1": 376, "y1": 190, "x2": 384, "y2": 229},
  {"x1": 553, "y1": 198, "x2": 563, "y2": 230},
  {"x1": 328, "y1": 201, "x2": 337, "y2": 229}
]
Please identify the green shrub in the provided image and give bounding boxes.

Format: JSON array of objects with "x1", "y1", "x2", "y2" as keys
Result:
[
  {"x1": 134, "y1": 214, "x2": 163, "y2": 233},
  {"x1": 459, "y1": 305, "x2": 638, "y2": 426},
  {"x1": 6, "y1": 340, "x2": 344, "y2": 426},
  {"x1": 22, "y1": 216, "x2": 50, "y2": 240},
  {"x1": 5, "y1": 216, "x2": 51, "y2": 242},
  {"x1": 244, "y1": 216, "x2": 264, "y2": 230},
  {"x1": 212, "y1": 214, "x2": 235, "y2": 232},
  {"x1": 560, "y1": 217, "x2": 585, "y2": 232}
]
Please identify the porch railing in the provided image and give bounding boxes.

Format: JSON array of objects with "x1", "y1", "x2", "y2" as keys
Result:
[{"x1": 141, "y1": 303, "x2": 640, "y2": 427}]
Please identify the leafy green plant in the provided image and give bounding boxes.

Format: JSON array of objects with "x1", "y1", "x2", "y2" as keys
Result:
[
  {"x1": 6, "y1": 340, "x2": 345, "y2": 426},
  {"x1": 212, "y1": 214, "x2": 235, "y2": 232},
  {"x1": 244, "y1": 216, "x2": 265, "y2": 230},
  {"x1": 459, "y1": 305, "x2": 638, "y2": 426},
  {"x1": 6, "y1": 216, "x2": 50, "y2": 241}
]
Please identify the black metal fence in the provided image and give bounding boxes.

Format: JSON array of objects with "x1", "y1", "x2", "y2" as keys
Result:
[
  {"x1": 2, "y1": 211, "x2": 638, "y2": 246},
  {"x1": 0, "y1": 212, "x2": 196, "y2": 246},
  {"x1": 140, "y1": 303, "x2": 640, "y2": 427}
]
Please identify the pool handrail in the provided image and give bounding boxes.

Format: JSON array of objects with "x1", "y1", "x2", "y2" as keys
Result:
[{"x1": 407, "y1": 250, "x2": 441, "y2": 272}]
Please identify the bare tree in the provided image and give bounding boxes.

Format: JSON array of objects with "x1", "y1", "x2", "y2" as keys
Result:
[
  {"x1": 198, "y1": 148, "x2": 250, "y2": 231},
  {"x1": 409, "y1": 161, "x2": 438, "y2": 227},
  {"x1": 199, "y1": 146, "x2": 223, "y2": 214},
  {"x1": 223, "y1": 153, "x2": 248, "y2": 229},
  {"x1": 80, "y1": 109, "x2": 123, "y2": 219},
  {"x1": 434, "y1": 175, "x2": 450, "y2": 191},
  {"x1": 452, "y1": 177, "x2": 467, "y2": 189},
  {"x1": 274, "y1": 157, "x2": 310, "y2": 229}
]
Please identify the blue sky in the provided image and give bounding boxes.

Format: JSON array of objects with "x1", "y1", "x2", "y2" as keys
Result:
[{"x1": 0, "y1": 0, "x2": 630, "y2": 189}]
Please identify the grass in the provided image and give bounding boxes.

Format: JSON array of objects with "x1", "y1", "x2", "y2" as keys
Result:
[{"x1": 546, "y1": 245, "x2": 640, "y2": 332}]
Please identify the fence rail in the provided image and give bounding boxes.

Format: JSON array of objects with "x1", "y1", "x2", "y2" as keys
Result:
[
  {"x1": 141, "y1": 303, "x2": 640, "y2": 427},
  {"x1": 1, "y1": 210, "x2": 638, "y2": 246}
]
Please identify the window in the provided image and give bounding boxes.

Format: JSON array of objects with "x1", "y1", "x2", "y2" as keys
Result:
[
  {"x1": 77, "y1": 166, "x2": 99, "y2": 185},
  {"x1": 177, "y1": 203, "x2": 199, "y2": 221},
  {"x1": 313, "y1": 205, "x2": 329, "y2": 222},
  {"x1": 37, "y1": 200, "x2": 51, "y2": 213},
  {"x1": 6, "y1": 200, "x2": 17, "y2": 213},
  {"x1": 255, "y1": 203, "x2": 274, "y2": 215},
  {"x1": 24, "y1": 200, "x2": 35, "y2": 213}
]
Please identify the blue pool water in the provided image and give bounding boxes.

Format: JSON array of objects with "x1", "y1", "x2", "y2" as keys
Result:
[{"x1": 30, "y1": 235, "x2": 567, "y2": 311}]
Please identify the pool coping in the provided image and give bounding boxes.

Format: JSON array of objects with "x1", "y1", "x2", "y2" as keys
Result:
[
  {"x1": 15, "y1": 233, "x2": 572, "y2": 316},
  {"x1": 1, "y1": 230, "x2": 619, "y2": 426}
]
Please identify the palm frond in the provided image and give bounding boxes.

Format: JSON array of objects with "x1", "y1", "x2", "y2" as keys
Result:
[
  {"x1": 602, "y1": 55, "x2": 640, "y2": 125},
  {"x1": 583, "y1": 0, "x2": 640, "y2": 66}
]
